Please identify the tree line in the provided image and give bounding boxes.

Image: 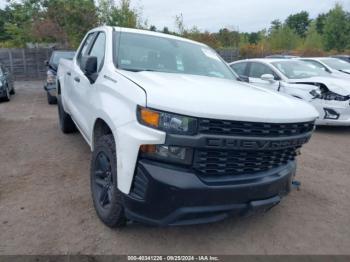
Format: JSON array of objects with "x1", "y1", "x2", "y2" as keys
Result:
[{"x1": 0, "y1": 0, "x2": 349, "y2": 56}]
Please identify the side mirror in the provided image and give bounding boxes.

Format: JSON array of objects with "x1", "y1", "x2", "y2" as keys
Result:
[
  {"x1": 238, "y1": 75, "x2": 249, "y2": 83},
  {"x1": 261, "y1": 74, "x2": 275, "y2": 82},
  {"x1": 44, "y1": 60, "x2": 49, "y2": 66},
  {"x1": 81, "y1": 56, "x2": 98, "y2": 83}
]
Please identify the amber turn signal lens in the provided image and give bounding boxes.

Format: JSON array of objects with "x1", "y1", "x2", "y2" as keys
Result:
[
  {"x1": 140, "y1": 108, "x2": 160, "y2": 127},
  {"x1": 140, "y1": 144, "x2": 157, "y2": 153}
]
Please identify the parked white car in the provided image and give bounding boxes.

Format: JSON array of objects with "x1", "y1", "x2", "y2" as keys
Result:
[
  {"x1": 298, "y1": 57, "x2": 350, "y2": 79},
  {"x1": 57, "y1": 27, "x2": 317, "y2": 227},
  {"x1": 230, "y1": 59, "x2": 350, "y2": 125}
]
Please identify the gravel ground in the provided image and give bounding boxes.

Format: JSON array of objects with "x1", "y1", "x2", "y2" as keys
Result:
[{"x1": 0, "y1": 81, "x2": 349, "y2": 255}]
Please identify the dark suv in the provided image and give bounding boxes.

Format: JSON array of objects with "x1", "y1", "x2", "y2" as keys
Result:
[
  {"x1": 44, "y1": 51, "x2": 75, "y2": 104},
  {"x1": 0, "y1": 63, "x2": 15, "y2": 102}
]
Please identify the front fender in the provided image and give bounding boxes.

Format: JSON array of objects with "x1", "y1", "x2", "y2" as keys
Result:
[{"x1": 115, "y1": 122, "x2": 165, "y2": 194}]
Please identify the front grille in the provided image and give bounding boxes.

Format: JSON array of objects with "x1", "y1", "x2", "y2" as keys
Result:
[
  {"x1": 198, "y1": 119, "x2": 314, "y2": 137},
  {"x1": 193, "y1": 148, "x2": 297, "y2": 177}
]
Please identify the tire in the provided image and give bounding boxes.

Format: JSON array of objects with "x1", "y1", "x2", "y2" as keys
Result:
[
  {"x1": 47, "y1": 92, "x2": 57, "y2": 105},
  {"x1": 57, "y1": 95, "x2": 77, "y2": 133},
  {"x1": 9, "y1": 86, "x2": 15, "y2": 95},
  {"x1": 3, "y1": 86, "x2": 10, "y2": 102},
  {"x1": 90, "y1": 134, "x2": 127, "y2": 228}
]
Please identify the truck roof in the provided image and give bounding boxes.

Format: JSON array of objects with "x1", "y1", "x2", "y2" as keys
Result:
[{"x1": 89, "y1": 26, "x2": 207, "y2": 47}]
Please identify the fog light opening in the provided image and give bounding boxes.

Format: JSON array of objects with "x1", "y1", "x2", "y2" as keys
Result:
[{"x1": 324, "y1": 108, "x2": 339, "y2": 120}]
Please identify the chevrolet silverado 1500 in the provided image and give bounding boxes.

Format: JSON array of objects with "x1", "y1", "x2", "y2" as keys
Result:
[{"x1": 57, "y1": 26, "x2": 318, "y2": 227}]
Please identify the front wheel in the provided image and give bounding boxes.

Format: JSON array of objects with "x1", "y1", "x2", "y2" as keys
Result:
[{"x1": 90, "y1": 134, "x2": 127, "y2": 228}]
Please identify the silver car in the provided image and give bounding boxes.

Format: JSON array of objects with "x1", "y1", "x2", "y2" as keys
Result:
[
  {"x1": 298, "y1": 57, "x2": 350, "y2": 79},
  {"x1": 230, "y1": 58, "x2": 350, "y2": 126}
]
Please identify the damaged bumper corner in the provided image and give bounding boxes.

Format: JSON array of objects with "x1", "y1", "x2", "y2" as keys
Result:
[{"x1": 312, "y1": 99, "x2": 350, "y2": 126}]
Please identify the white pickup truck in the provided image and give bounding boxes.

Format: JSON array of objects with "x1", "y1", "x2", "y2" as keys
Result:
[{"x1": 57, "y1": 26, "x2": 318, "y2": 227}]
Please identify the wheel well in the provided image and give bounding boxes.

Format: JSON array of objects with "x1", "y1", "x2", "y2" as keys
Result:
[{"x1": 93, "y1": 119, "x2": 113, "y2": 148}]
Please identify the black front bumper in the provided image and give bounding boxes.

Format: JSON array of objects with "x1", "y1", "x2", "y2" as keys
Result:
[{"x1": 123, "y1": 160, "x2": 296, "y2": 226}]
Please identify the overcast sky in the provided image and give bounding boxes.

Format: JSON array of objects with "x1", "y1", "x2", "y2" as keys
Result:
[{"x1": 1, "y1": 0, "x2": 349, "y2": 32}]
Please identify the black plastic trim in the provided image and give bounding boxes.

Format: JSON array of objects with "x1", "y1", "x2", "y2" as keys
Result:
[{"x1": 165, "y1": 132, "x2": 313, "y2": 151}]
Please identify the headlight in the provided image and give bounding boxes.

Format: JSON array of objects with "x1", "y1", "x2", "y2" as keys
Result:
[
  {"x1": 310, "y1": 89, "x2": 349, "y2": 101},
  {"x1": 137, "y1": 106, "x2": 197, "y2": 135},
  {"x1": 140, "y1": 144, "x2": 193, "y2": 165}
]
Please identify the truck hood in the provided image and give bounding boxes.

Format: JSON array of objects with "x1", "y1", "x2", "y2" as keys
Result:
[
  {"x1": 288, "y1": 76, "x2": 350, "y2": 96},
  {"x1": 120, "y1": 71, "x2": 318, "y2": 123}
]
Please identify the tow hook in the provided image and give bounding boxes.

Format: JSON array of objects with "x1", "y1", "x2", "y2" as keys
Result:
[{"x1": 292, "y1": 180, "x2": 301, "y2": 191}]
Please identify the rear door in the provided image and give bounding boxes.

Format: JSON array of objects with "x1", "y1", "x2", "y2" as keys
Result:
[{"x1": 247, "y1": 62, "x2": 280, "y2": 91}]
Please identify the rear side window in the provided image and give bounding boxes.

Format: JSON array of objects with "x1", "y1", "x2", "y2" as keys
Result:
[
  {"x1": 230, "y1": 62, "x2": 247, "y2": 76},
  {"x1": 77, "y1": 33, "x2": 95, "y2": 68},
  {"x1": 249, "y1": 62, "x2": 279, "y2": 79},
  {"x1": 88, "y1": 32, "x2": 106, "y2": 72}
]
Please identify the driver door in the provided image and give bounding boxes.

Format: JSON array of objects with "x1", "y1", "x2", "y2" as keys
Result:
[
  {"x1": 248, "y1": 62, "x2": 280, "y2": 91},
  {"x1": 73, "y1": 31, "x2": 106, "y2": 140},
  {"x1": 67, "y1": 32, "x2": 96, "y2": 138}
]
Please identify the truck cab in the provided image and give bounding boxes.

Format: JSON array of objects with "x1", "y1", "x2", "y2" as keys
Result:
[{"x1": 57, "y1": 26, "x2": 318, "y2": 227}]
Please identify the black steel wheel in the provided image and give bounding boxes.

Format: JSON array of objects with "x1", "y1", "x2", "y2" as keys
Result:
[
  {"x1": 94, "y1": 152, "x2": 114, "y2": 209},
  {"x1": 90, "y1": 134, "x2": 126, "y2": 228}
]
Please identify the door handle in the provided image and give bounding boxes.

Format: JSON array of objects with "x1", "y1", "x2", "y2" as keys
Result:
[
  {"x1": 74, "y1": 77, "x2": 80, "y2": 83},
  {"x1": 67, "y1": 72, "x2": 71, "y2": 76}
]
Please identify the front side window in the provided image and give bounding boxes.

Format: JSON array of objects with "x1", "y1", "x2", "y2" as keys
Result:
[
  {"x1": 89, "y1": 32, "x2": 106, "y2": 72},
  {"x1": 249, "y1": 62, "x2": 277, "y2": 79},
  {"x1": 230, "y1": 62, "x2": 248, "y2": 76},
  {"x1": 272, "y1": 60, "x2": 329, "y2": 79},
  {"x1": 77, "y1": 33, "x2": 95, "y2": 67},
  {"x1": 114, "y1": 32, "x2": 237, "y2": 80}
]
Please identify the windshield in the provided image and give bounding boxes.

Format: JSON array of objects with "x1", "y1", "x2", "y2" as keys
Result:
[
  {"x1": 50, "y1": 52, "x2": 75, "y2": 67},
  {"x1": 115, "y1": 32, "x2": 237, "y2": 80},
  {"x1": 271, "y1": 60, "x2": 330, "y2": 79},
  {"x1": 319, "y1": 58, "x2": 350, "y2": 71}
]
